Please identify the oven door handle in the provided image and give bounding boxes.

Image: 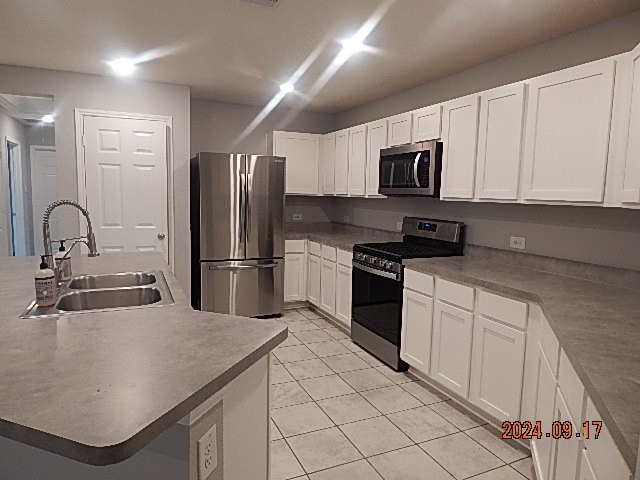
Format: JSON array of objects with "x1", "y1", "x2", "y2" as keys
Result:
[
  {"x1": 413, "y1": 152, "x2": 422, "y2": 187},
  {"x1": 353, "y1": 261, "x2": 401, "y2": 281}
]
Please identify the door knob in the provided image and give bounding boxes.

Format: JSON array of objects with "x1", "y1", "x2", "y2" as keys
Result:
[{"x1": 157, "y1": 233, "x2": 166, "y2": 240}]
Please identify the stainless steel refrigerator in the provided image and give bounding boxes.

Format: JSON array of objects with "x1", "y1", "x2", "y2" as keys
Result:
[{"x1": 190, "y1": 153, "x2": 285, "y2": 317}]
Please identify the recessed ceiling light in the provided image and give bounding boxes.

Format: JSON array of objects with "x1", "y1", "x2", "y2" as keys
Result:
[
  {"x1": 108, "y1": 58, "x2": 136, "y2": 76},
  {"x1": 279, "y1": 82, "x2": 295, "y2": 94},
  {"x1": 41, "y1": 114, "x2": 54, "y2": 123},
  {"x1": 340, "y1": 35, "x2": 366, "y2": 59}
]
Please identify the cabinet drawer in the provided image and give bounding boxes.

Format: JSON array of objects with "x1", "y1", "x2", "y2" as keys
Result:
[
  {"x1": 285, "y1": 239, "x2": 306, "y2": 254},
  {"x1": 321, "y1": 245, "x2": 337, "y2": 262},
  {"x1": 478, "y1": 290, "x2": 527, "y2": 330},
  {"x1": 337, "y1": 249, "x2": 352, "y2": 267},
  {"x1": 308, "y1": 241, "x2": 321, "y2": 256},
  {"x1": 404, "y1": 269, "x2": 434, "y2": 296},
  {"x1": 436, "y1": 278, "x2": 475, "y2": 311},
  {"x1": 558, "y1": 350, "x2": 585, "y2": 424}
]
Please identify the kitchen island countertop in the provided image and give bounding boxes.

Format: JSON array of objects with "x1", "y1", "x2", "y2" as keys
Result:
[{"x1": 0, "y1": 252, "x2": 287, "y2": 465}]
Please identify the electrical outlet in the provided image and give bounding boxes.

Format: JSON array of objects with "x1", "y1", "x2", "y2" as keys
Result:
[
  {"x1": 396, "y1": 221, "x2": 403, "y2": 231},
  {"x1": 292, "y1": 213, "x2": 303, "y2": 221},
  {"x1": 198, "y1": 424, "x2": 218, "y2": 479},
  {"x1": 343, "y1": 215, "x2": 350, "y2": 223},
  {"x1": 510, "y1": 236, "x2": 526, "y2": 250}
]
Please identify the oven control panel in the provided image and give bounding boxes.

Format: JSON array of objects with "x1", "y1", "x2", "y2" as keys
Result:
[{"x1": 353, "y1": 252, "x2": 402, "y2": 274}]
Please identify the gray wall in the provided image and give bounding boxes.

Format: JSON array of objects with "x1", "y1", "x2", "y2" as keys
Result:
[
  {"x1": 322, "y1": 9, "x2": 640, "y2": 271},
  {"x1": 0, "y1": 65, "x2": 191, "y2": 291},
  {"x1": 330, "y1": 198, "x2": 640, "y2": 271},
  {"x1": 190, "y1": 99, "x2": 335, "y2": 156}
]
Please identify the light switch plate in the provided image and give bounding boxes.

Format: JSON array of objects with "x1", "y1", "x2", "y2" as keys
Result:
[{"x1": 198, "y1": 423, "x2": 218, "y2": 479}]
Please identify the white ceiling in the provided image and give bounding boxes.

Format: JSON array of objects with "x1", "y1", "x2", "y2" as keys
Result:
[
  {"x1": 1, "y1": 0, "x2": 638, "y2": 113},
  {"x1": 0, "y1": 94, "x2": 54, "y2": 124}
]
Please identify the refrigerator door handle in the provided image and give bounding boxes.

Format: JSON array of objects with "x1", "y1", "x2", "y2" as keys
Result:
[
  {"x1": 246, "y1": 171, "x2": 253, "y2": 241},
  {"x1": 208, "y1": 262, "x2": 278, "y2": 271},
  {"x1": 239, "y1": 171, "x2": 246, "y2": 243}
]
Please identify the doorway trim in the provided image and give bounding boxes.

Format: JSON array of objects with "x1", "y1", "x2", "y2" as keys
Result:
[
  {"x1": 74, "y1": 108, "x2": 175, "y2": 270},
  {"x1": 5, "y1": 135, "x2": 26, "y2": 255}
]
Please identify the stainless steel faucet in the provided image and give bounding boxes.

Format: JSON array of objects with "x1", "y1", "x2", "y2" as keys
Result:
[{"x1": 42, "y1": 200, "x2": 99, "y2": 273}]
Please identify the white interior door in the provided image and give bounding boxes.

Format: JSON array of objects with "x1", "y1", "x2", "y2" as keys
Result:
[
  {"x1": 81, "y1": 115, "x2": 168, "y2": 260},
  {"x1": 30, "y1": 146, "x2": 58, "y2": 256}
]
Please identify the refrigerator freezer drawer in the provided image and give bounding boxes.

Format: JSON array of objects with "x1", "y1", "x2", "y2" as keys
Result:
[{"x1": 201, "y1": 259, "x2": 284, "y2": 317}]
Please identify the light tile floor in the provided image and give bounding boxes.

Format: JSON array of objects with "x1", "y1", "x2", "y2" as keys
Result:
[{"x1": 270, "y1": 308, "x2": 536, "y2": 480}]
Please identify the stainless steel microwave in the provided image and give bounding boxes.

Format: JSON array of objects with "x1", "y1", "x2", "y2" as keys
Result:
[{"x1": 378, "y1": 141, "x2": 442, "y2": 196}]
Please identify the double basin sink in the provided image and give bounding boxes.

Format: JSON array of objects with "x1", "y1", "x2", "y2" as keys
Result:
[{"x1": 21, "y1": 270, "x2": 174, "y2": 318}]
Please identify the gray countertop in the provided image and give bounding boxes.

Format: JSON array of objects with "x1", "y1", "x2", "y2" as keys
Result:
[
  {"x1": 403, "y1": 256, "x2": 640, "y2": 470},
  {"x1": 286, "y1": 222, "x2": 401, "y2": 251},
  {"x1": 0, "y1": 253, "x2": 287, "y2": 466}
]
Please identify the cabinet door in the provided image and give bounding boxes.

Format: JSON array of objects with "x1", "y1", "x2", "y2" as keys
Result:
[
  {"x1": 307, "y1": 254, "x2": 321, "y2": 306},
  {"x1": 334, "y1": 129, "x2": 349, "y2": 195},
  {"x1": 320, "y1": 258, "x2": 336, "y2": 316},
  {"x1": 469, "y1": 316, "x2": 525, "y2": 420},
  {"x1": 476, "y1": 83, "x2": 526, "y2": 200},
  {"x1": 284, "y1": 252, "x2": 306, "y2": 302},
  {"x1": 440, "y1": 95, "x2": 480, "y2": 199},
  {"x1": 320, "y1": 132, "x2": 336, "y2": 195},
  {"x1": 273, "y1": 131, "x2": 320, "y2": 195},
  {"x1": 530, "y1": 345, "x2": 557, "y2": 480},
  {"x1": 387, "y1": 112, "x2": 412, "y2": 146},
  {"x1": 430, "y1": 301, "x2": 473, "y2": 397},
  {"x1": 579, "y1": 450, "x2": 597, "y2": 480},
  {"x1": 521, "y1": 59, "x2": 615, "y2": 202},
  {"x1": 550, "y1": 388, "x2": 581, "y2": 480},
  {"x1": 335, "y1": 264, "x2": 352, "y2": 328},
  {"x1": 401, "y1": 289, "x2": 433, "y2": 376},
  {"x1": 366, "y1": 119, "x2": 387, "y2": 197},
  {"x1": 348, "y1": 125, "x2": 367, "y2": 196},
  {"x1": 621, "y1": 42, "x2": 640, "y2": 204},
  {"x1": 412, "y1": 105, "x2": 442, "y2": 141}
]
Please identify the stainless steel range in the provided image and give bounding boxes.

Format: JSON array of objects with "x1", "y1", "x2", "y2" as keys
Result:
[{"x1": 351, "y1": 217, "x2": 465, "y2": 371}]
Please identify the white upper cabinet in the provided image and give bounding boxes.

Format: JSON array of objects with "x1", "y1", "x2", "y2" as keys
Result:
[
  {"x1": 521, "y1": 59, "x2": 616, "y2": 203},
  {"x1": 475, "y1": 83, "x2": 527, "y2": 201},
  {"x1": 366, "y1": 119, "x2": 388, "y2": 197},
  {"x1": 320, "y1": 132, "x2": 336, "y2": 195},
  {"x1": 348, "y1": 125, "x2": 367, "y2": 196},
  {"x1": 411, "y1": 105, "x2": 442, "y2": 141},
  {"x1": 273, "y1": 131, "x2": 320, "y2": 195},
  {"x1": 621, "y1": 42, "x2": 640, "y2": 204},
  {"x1": 387, "y1": 112, "x2": 413, "y2": 146},
  {"x1": 440, "y1": 95, "x2": 480, "y2": 199},
  {"x1": 334, "y1": 129, "x2": 349, "y2": 195}
]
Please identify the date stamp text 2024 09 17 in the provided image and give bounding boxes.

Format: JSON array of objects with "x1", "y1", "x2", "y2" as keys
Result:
[{"x1": 502, "y1": 420, "x2": 603, "y2": 440}]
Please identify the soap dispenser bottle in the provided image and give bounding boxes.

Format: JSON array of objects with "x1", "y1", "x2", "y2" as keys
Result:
[
  {"x1": 54, "y1": 241, "x2": 72, "y2": 281},
  {"x1": 35, "y1": 256, "x2": 56, "y2": 307}
]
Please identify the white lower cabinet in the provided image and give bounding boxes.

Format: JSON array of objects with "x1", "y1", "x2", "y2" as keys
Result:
[
  {"x1": 320, "y1": 258, "x2": 336, "y2": 316},
  {"x1": 284, "y1": 253, "x2": 306, "y2": 302},
  {"x1": 335, "y1": 263, "x2": 352, "y2": 328},
  {"x1": 530, "y1": 345, "x2": 558, "y2": 480},
  {"x1": 469, "y1": 316, "x2": 525, "y2": 420},
  {"x1": 400, "y1": 288, "x2": 433, "y2": 376},
  {"x1": 307, "y1": 254, "x2": 321, "y2": 307},
  {"x1": 430, "y1": 300, "x2": 474, "y2": 397},
  {"x1": 549, "y1": 388, "x2": 581, "y2": 480}
]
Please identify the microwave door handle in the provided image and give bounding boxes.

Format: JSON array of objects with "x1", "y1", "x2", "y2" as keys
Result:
[
  {"x1": 413, "y1": 152, "x2": 421, "y2": 187},
  {"x1": 389, "y1": 162, "x2": 395, "y2": 187}
]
